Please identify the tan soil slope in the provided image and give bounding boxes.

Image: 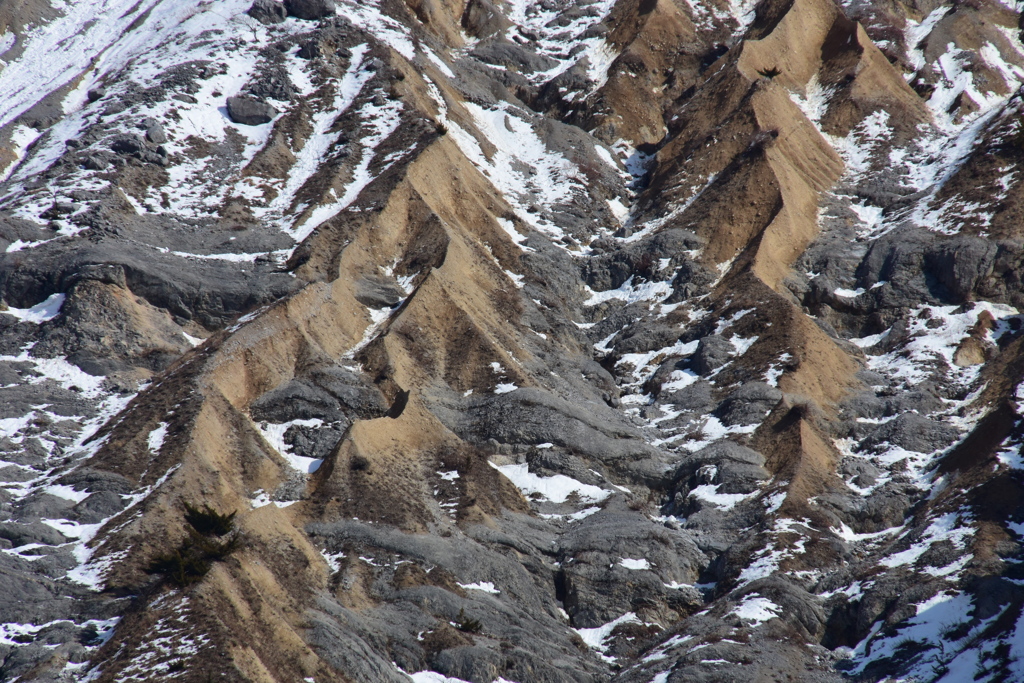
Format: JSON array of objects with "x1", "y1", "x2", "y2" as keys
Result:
[
  {"x1": 588, "y1": 0, "x2": 706, "y2": 145},
  {"x1": 738, "y1": 0, "x2": 929, "y2": 136},
  {"x1": 621, "y1": 0, "x2": 928, "y2": 514},
  {"x1": 73, "y1": 79, "x2": 564, "y2": 678}
]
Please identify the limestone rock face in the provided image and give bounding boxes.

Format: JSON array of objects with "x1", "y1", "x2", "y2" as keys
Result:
[{"x1": 1, "y1": 0, "x2": 1024, "y2": 681}]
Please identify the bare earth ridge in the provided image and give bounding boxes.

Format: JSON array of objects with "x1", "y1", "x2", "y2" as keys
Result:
[{"x1": 1, "y1": 0, "x2": 1024, "y2": 680}]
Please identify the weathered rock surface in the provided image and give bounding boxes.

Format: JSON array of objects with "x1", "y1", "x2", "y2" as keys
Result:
[
  {"x1": 247, "y1": 0, "x2": 287, "y2": 24},
  {"x1": 0, "y1": 0, "x2": 1023, "y2": 680},
  {"x1": 226, "y1": 95, "x2": 278, "y2": 125},
  {"x1": 284, "y1": 0, "x2": 336, "y2": 20}
]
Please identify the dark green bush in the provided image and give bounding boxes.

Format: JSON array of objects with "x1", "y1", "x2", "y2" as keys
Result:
[
  {"x1": 456, "y1": 608, "x2": 482, "y2": 634},
  {"x1": 80, "y1": 624, "x2": 101, "y2": 646},
  {"x1": 146, "y1": 502, "x2": 239, "y2": 587},
  {"x1": 147, "y1": 544, "x2": 211, "y2": 587},
  {"x1": 184, "y1": 502, "x2": 236, "y2": 537}
]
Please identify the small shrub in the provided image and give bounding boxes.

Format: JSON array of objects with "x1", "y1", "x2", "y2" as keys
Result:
[
  {"x1": 193, "y1": 533, "x2": 240, "y2": 560},
  {"x1": 569, "y1": 631, "x2": 589, "y2": 652},
  {"x1": 635, "y1": 252, "x2": 657, "y2": 279},
  {"x1": 80, "y1": 624, "x2": 102, "y2": 646},
  {"x1": 146, "y1": 534, "x2": 240, "y2": 586},
  {"x1": 758, "y1": 66, "x2": 781, "y2": 79},
  {"x1": 744, "y1": 128, "x2": 780, "y2": 157},
  {"x1": 184, "y1": 502, "x2": 236, "y2": 537},
  {"x1": 146, "y1": 543, "x2": 211, "y2": 587},
  {"x1": 147, "y1": 503, "x2": 239, "y2": 587},
  {"x1": 456, "y1": 608, "x2": 482, "y2": 634}
]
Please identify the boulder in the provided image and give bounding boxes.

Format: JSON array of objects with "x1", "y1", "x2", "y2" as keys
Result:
[
  {"x1": 79, "y1": 151, "x2": 107, "y2": 170},
  {"x1": 226, "y1": 96, "x2": 278, "y2": 125},
  {"x1": 673, "y1": 441, "x2": 771, "y2": 495},
  {"x1": 691, "y1": 335, "x2": 732, "y2": 375},
  {"x1": 715, "y1": 382, "x2": 782, "y2": 426},
  {"x1": 19, "y1": 102, "x2": 62, "y2": 129},
  {"x1": 247, "y1": 0, "x2": 287, "y2": 24},
  {"x1": 109, "y1": 134, "x2": 145, "y2": 155},
  {"x1": 284, "y1": 0, "x2": 336, "y2": 20},
  {"x1": 471, "y1": 39, "x2": 559, "y2": 73},
  {"x1": 354, "y1": 275, "x2": 405, "y2": 309},
  {"x1": 861, "y1": 412, "x2": 959, "y2": 454},
  {"x1": 144, "y1": 122, "x2": 166, "y2": 144}
]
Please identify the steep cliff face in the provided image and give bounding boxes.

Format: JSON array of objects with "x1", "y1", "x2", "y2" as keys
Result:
[{"x1": 1, "y1": 0, "x2": 1024, "y2": 680}]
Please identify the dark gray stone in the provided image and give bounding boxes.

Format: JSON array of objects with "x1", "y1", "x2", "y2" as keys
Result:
[
  {"x1": 471, "y1": 39, "x2": 559, "y2": 73},
  {"x1": 0, "y1": 521, "x2": 70, "y2": 547},
  {"x1": 861, "y1": 413, "x2": 959, "y2": 454},
  {"x1": 284, "y1": 0, "x2": 336, "y2": 20},
  {"x1": 226, "y1": 95, "x2": 278, "y2": 125},
  {"x1": 110, "y1": 134, "x2": 145, "y2": 156},
  {"x1": 144, "y1": 122, "x2": 166, "y2": 144},
  {"x1": 354, "y1": 275, "x2": 405, "y2": 309},
  {"x1": 715, "y1": 382, "x2": 782, "y2": 426},
  {"x1": 70, "y1": 490, "x2": 126, "y2": 524},
  {"x1": 691, "y1": 335, "x2": 732, "y2": 375},
  {"x1": 673, "y1": 441, "x2": 771, "y2": 496},
  {"x1": 19, "y1": 103, "x2": 62, "y2": 129},
  {"x1": 247, "y1": 0, "x2": 287, "y2": 24}
]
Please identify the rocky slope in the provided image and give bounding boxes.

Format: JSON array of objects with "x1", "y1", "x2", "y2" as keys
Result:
[{"x1": 1, "y1": 0, "x2": 1024, "y2": 680}]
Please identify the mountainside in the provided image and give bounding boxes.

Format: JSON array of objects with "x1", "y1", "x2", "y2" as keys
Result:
[{"x1": 2, "y1": 0, "x2": 1024, "y2": 680}]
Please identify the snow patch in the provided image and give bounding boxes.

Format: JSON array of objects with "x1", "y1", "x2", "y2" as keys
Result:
[
  {"x1": 255, "y1": 418, "x2": 325, "y2": 473},
  {"x1": 1, "y1": 293, "x2": 65, "y2": 323},
  {"x1": 574, "y1": 612, "x2": 643, "y2": 661},
  {"x1": 732, "y1": 596, "x2": 783, "y2": 625},
  {"x1": 490, "y1": 462, "x2": 610, "y2": 504},
  {"x1": 619, "y1": 558, "x2": 651, "y2": 570},
  {"x1": 458, "y1": 581, "x2": 500, "y2": 594},
  {"x1": 146, "y1": 422, "x2": 168, "y2": 455}
]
